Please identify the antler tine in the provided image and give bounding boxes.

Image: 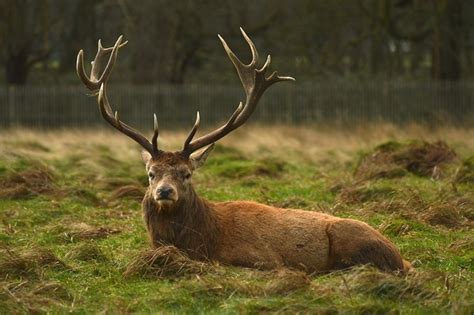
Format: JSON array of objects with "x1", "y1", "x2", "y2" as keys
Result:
[
  {"x1": 217, "y1": 33, "x2": 253, "y2": 98},
  {"x1": 76, "y1": 35, "x2": 127, "y2": 92},
  {"x1": 151, "y1": 114, "x2": 159, "y2": 156},
  {"x1": 183, "y1": 112, "x2": 201, "y2": 151},
  {"x1": 240, "y1": 27, "x2": 259, "y2": 65},
  {"x1": 98, "y1": 84, "x2": 158, "y2": 155},
  {"x1": 180, "y1": 28, "x2": 294, "y2": 157},
  {"x1": 93, "y1": 36, "x2": 128, "y2": 83},
  {"x1": 98, "y1": 38, "x2": 128, "y2": 53},
  {"x1": 182, "y1": 103, "x2": 244, "y2": 156}
]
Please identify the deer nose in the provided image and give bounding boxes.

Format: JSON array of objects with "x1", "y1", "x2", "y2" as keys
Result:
[{"x1": 156, "y1": 186, "x2": 174, "y2": 199}]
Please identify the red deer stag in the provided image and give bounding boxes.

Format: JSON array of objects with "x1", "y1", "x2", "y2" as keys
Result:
[{"x1": 76, "y1": 29, "x2": 411, "y2": 273}]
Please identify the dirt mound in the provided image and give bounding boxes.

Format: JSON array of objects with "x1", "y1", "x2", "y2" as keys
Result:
[
  {"x1": 355, "y1": 141, "x2": 458, "y2": 180},
  {"x1": 0, "y1": 167, "x2": 55, "y2": 199},
  {"x1": 124, "y1": 245, "x2": 211, "y2": 279}
]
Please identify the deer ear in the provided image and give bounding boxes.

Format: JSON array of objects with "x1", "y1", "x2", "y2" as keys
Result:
[
  {"x1": 190, "y1": 144, "x2": 215, "y2": 169},
  {"x1": 141, "y1": 150, "x2": 152, "y2": 164}
]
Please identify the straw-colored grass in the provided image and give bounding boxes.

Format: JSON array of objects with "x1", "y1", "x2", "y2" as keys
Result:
[
  {"x1": 1, "y1": 123, "x2": 473, "y2": 162},
  {"x1": 0, "y1": 125, "x2": 472, "y2": 313}
]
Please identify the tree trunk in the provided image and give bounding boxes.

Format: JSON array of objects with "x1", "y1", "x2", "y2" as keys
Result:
[
  {"x1": 431, "y1": 0, "x2": 462, "y2": 81},
  {"x1": 5, "y1": 50, "x2": 30, "y2": 85}
]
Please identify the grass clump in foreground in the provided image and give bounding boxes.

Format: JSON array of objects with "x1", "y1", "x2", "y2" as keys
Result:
[
  {"x1": 0, "y1": 247, "x2": 67, "y2": 279},
  {"x1": 0, "y1": 280, "x2": 73, "y2": 313},
  {"x1": 65, "y1": 242, "x2": 108, "y2": 262},
  {"x1": 124, "y1": 245, "x2": 212, "y2": 279},
  {"x1": 0, "y1": 127, "x2": 472, "y2": 314},
  {"x1": 354, "y1": 140, "x2": 458, "y2": 180},
  {"x1": 0, "y1": 246, "x2": 72, "y2": 313},
  {"x1": 0, "y1": 163, "x2": 56, "y2": 199}
]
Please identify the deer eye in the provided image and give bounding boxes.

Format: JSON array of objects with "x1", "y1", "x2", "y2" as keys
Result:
[
  {"x1": 184, "y1": 172, "x2": 192, "y2": 180},
  {"x1": 148, "y1": 172, "x2": 155, "y2": 180}
]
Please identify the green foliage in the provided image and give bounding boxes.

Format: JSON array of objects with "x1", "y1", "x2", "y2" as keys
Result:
[{"x1": 0, "y1": 136, "x2": 472, "y2": 314}]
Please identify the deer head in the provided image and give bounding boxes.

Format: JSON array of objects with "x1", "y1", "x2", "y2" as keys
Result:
[
  {"x1": 138, "y1": 149, "x2": 213, "y2": 212},
  {"x1": 77, "y1": 28, "x2": 294, "y2": 212}
]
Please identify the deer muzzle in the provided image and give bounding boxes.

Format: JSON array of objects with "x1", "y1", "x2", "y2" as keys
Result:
[{"x1": 154, "y1": 184, "x2": 178, "y2": 209}]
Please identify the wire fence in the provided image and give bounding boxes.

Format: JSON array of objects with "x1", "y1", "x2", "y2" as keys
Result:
[{"x1": 0, "y1": 81, "x2": 473, "y2": 130}]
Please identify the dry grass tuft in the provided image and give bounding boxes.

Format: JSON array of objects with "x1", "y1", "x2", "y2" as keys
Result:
[
  {"x1": 423, "y1": 207, "x2": 464, "y2": 228},
  {"x1": 454, "y1": 156, "x2": 474, "y2": 184},
  {"x1": 122, "y1": 243, "x2": 312, "y2": 297},
  {"x1": 334, "y1": 187, "x2": 473, "y2": 231},
  {"x1": 179, "y1": 268, "x2": 310, "y2": 299},
  {"x1": 355, "y1": 140, "x2": 458, "y2": 180},
  {"x1": 99, "y1": 177, "x2": 145, "y2": 190},
  {"x1": 263, "y1": 268, "x2": 311, "y2": 294},
  {"x1": 0, "y1": 280, "x2": 72, "y2": 313},
  {"x1": 254, "y1": 157, "x2": 287, "y2": 177},
  {"x1": 0, "y1": 167, "x2": 55, "y2": 199},
  {"x1": 420, "y1": 197, "x2": 472, "y2": 229},
  {"x1": 335, "y1": 266, "x2": 439, "y2": 303},
  {"x1": 65, "y1": 242, "x2": 108, "y2": 262},
  {"x1": 64, "y1": 188, "x2": 103, "y2": 206},
  {"x1": 0, "y1": 247, "x2": 67, "y2": 279},
  {"x1": 338, "y1": 184, "x2": 396, "y2": 204},
  {"x1": 110, "y1": 184, "x2": 145, "y2": 201},
  {"x1": 124, "y1": 246, "x2": 310, "y2": 295},
  {"x1": 124, "y1": 245, "x2": 211, "y2": 279},
  {"x1": 448, "y1": 236, "x2": 474, "y2": 253},
  {"x1": 63, "y1": 222, "x2": 121, "y2": 242}
]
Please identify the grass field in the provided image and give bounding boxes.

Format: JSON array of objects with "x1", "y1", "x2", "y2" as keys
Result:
[{"x1": 0, "y1": 124, "x2": 473, "y2": 314}]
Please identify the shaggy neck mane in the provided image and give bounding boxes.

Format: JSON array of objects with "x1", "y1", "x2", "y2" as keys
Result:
[{"x1": 143, "y1": 187, "x2": 218, "y2": 260}]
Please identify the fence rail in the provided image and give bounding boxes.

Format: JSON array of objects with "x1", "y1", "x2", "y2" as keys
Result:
[{"x1": 0, "y1": 81, "x2": 473, "y2": 129}]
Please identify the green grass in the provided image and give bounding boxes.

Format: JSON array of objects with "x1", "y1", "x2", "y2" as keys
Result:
[{"x1": 0, "y1": 130, "x2": 473, "y2": 314}]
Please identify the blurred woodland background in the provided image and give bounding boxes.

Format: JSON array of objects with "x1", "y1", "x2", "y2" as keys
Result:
[{"x1": 1, "y1": 0, "x2": 474, "y2": 128}]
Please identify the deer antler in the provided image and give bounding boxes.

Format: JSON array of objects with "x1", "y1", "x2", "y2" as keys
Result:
[
  {"x1": 77, "y1": 30, "x2": 293, "y2": 159},
  {"x1": 76, "y1": 36, "x2": 128, "y2": 92},
  {"x1": 76, "y1": 36, "x2": 161, "y2": 157},
  {"x1": 181, "y1": 28, "x2": 295, "y2": 157}
]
